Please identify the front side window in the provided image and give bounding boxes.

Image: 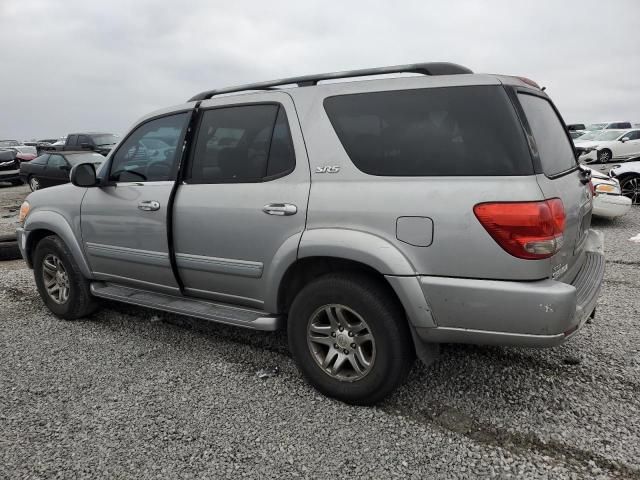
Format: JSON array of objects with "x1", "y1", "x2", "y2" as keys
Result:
[
  {"x1": 67, "y1": 135, "x2": 78, "y2": 146},
  {"x1": 624, "y1": 130, "x2": 640, "y2": 141},
  {"x1": 518, "y1": 93, "x2": 576, "y2": 176},
  {"x1": 324, "y1": 86, "x2": 533, "y2": 176},
  {"x1": 77, "y1": 135, "x2": 91, "y2": 146},
  {"x1": 188, "y1": 104, "x2": 295, "y2": 183},
  {"x1": 109, "y1": 113, "x2": 189, "y2": 183}
]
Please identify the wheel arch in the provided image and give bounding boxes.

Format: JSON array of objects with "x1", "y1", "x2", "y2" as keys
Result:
[{"x1": 24, "y1": 211, "x2": 92, "y2": 277}]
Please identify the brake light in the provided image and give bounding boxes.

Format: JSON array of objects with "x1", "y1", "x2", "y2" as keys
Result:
[{"x1": 473, "y1": 199, "x2": 565, "y2": 260}]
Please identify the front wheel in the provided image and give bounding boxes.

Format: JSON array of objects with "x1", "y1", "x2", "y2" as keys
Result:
[
  {"x1": 620, "y1": 175, "x2": 640, "y2": 204},
  {"x1": 33, "y1": 235, "x2": 98, "y2": 319},
  {"x1": 597, "y1": 149, "x2": 612, "y2": 163},
  {"x1": 28, "y1": 176, "x2": 41, "y2": 191},
  {"x1": 288, "y1": 273, "x2": 414, "y2": 405}
]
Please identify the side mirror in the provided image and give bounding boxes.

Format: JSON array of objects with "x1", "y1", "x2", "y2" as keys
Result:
[
  {"x1": 620, "y1": 137, "x2": 629, "y2": 143},
  {"x1": 70, "y1": 162, "x2": 98, "y2": 187},
  {"x1": 80, "y1": 142, "x2": 94, "y2": 150}
]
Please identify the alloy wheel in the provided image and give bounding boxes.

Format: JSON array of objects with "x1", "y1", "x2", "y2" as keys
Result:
[
  {"x1": 29, "y1": 177, "x2": 40, "y2": 191},
  {"x1": 621, "y1": 177, "x2": 640, "y2": 205},
  {"x1": 306, "y1": 304, "x2": 376, "y2": 382},
  {"x1": 41, "y1": 254, "x2": 70, "y2": 304},
  {"x1": 599, "y1": 151, "x2": 611, "y2": 163}
]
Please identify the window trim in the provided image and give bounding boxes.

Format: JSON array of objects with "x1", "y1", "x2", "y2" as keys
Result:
[
  {"x1": 511, "y1": 87, "x2": 579, "y2": 179},
  {"x1": 104, "y1": 109, "x2": 192, "y2": 186},
  {"x1": 183, "y1": 101, "x2": 297, "y2": 185}
]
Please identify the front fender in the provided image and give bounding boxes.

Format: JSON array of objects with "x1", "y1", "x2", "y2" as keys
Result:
[{"x1": 24, "y1": 210, "x2": 93, "y2": 278}]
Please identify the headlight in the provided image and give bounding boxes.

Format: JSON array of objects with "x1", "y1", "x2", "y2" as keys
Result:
[
  {"x1": 18, "y1": 201, "x2": 30, "y2": 224},
  {"x1": 595, "y1": 183, "x2": 621, "y2": 195}
]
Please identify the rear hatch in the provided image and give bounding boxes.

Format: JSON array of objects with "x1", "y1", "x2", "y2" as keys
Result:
[{"x1": 515, "y1": 90, "x2": 592, "y2": 281}]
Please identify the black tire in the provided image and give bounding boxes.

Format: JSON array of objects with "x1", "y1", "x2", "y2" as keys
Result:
[
  {"x1": 33, "y1": 235, "x2": 98, "y2": 319},
  {"x1": 619, "y1": 174, "x2": 640, "y2": 205},
  {"x1": 0, "y1": 233, "x2": 21, "y2": 261},
  {"x1": 597, "y1": 149, "x2": 612, "y2": 164},
  {"x1": 28, "y1": 175, "x2": 41, "y2": 192},
  {"x1": 288, "y1": 273, "x2": 415, "y2": 405}
]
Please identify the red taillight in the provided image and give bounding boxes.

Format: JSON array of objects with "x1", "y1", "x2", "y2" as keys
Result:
[{"x1": 473, "y1": 199, "x2": 566, "y2": 260}]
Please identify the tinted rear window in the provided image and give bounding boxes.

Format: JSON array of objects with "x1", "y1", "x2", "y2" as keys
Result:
[
  {"x1": 323, "y1": 85, "x2": 533, "y2": 176},
  {"x1": 518, "y1": 93, "x2": 576, "y2": 176}
]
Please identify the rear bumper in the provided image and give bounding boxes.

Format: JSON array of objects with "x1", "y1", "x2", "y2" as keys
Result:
[
  {"x1": 592, "y1": 194, "x2": 632, "y2": 218},
  {"x1": 416, "y1": 229, "x2": 605, "y2": 347}
]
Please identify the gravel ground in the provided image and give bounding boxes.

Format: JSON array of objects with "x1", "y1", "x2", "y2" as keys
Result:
[
  {"x1": 0, "y1": 182, "x2": 29, "y2": 236},
  {"x1": 1, "y1": 183, "x2": 639, "y2": 478}
]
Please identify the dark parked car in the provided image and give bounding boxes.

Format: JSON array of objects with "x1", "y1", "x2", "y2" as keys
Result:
[
  {"x1": 45, "y1": 132, "x2": 119, "y2": 156},
  {"x1": 20, "y1": 151, "x2": 105, "y2": 191},
  {"x1": 567, "y1": 123, "x2": 586, "y2": 131},
  {"x1": 0, "y1": 149, "x2": 23, "y2": 185}
]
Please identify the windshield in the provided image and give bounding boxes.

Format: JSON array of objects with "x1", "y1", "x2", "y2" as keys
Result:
[
  {"x1": 0, "y1": 140, "x2": 20, "y2": 147},
  {"x1": 65, "y1": 152, "x2": 105, "y2": 166},
  {"x1": 91, "y1": 134, "x2": 119, "y2": 146},
  {"x1": 585, "y1": 123, "x2": 606, "y2": 131},
  {"x1": 593, "y1": 130, "x2": 624, "y2": 141},
  {"x1": 576, "y1": 131, "x2": 599, "y2": 141}
]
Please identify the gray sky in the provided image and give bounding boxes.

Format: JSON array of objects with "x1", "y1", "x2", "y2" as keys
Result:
[{"x1": 1, "y1": 0, "x2": 639, "y2": 140}]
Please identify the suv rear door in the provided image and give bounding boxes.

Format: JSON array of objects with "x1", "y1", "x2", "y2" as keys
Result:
[
  {"x1": 516, "y1": 91, "x2": 592, "y2": 280},
  {"x1": 173, "y1": 92, "x2": 309, "y2": 308}
]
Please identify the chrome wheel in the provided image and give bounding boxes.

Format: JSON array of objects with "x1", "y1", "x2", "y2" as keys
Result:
[
  {"x1": 306, "y1": 304, "x2": 376, "y2": 382},
  {"x1": 41, "y1": 254, "x2": 70, "y2": 304},
  {"x1": 29, "y1": 176, "x2": 40, "y2": 191},
  {"x1": 621, "y1": 177, "x2": 640, "y2": 204}
]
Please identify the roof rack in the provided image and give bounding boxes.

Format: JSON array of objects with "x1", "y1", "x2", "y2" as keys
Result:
[{"x1": 188, "y1": 62, "x2": 472, "y2": 102}]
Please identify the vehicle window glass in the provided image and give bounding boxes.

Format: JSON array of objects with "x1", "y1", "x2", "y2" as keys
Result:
[
  {"x1": 625, "y1": 131, "x2": 640, "y2": 140},
  {"x1": 324, "y1": 86, "x2": 533, "y2": 176},
  {"x1": 30, "y1": 154, "x2": 49, "y2": 165},
  {"x1": 48, "y1": 155, "x2": 67, "y2": 168},
  {"x1": 67, "y1": 135, "x2": 78, "y2": 146},
  {"x1": 91, "y1": 134, "x2": 118, "y2": 146},
  {"x1": 517, "y1": 93, "x2": 576, "y2": 176},
  {"x1": 77, "y1": 135, "x2": 90, "y2": 145},
  {"x1": 109, "y1": 113, "x2": 189, "y2": 183},
  {"x1": 189, "y1": 104, "x2": 289, "y2": 183},
  {"x1": 266, "y1": 107, "x2": 295, "y2": 177}
]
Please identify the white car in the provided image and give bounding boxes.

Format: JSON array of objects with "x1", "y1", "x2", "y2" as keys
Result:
[
  {"x1": 585, "y1": 167, "x2": 632, "y2": 218},
  {"x1": 610, "y1": 159, "x2": 640, "y2": 205},
  {"x1": 584, "y1": 121, "x2": 632, "y2": 131},
  {"x1": 577, "y1": 129, "x2": 640, "y2": 164}
]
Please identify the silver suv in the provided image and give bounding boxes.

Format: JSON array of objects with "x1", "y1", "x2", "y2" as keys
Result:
[{"x1": 17, "y1": 63, "x2": 605, "y2": 405}]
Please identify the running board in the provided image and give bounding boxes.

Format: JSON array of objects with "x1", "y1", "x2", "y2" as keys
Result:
[{"x1": 90, "y1": 282, "x2": 283, "y2": 331}]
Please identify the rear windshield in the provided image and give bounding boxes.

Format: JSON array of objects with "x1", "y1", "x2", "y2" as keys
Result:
[
  {"x1": 517, "y1": 93, "x2": 576, "y2": 176},
  {"x1": 323, "y1": 85, "x2": 533, "y2": 176}
]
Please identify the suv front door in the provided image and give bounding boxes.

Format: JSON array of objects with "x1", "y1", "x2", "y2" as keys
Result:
[
  {"x1": 80, "y1": 112, "x2": 190, "y2": 293},
  {"x1": 173, "y1": 93, "x2": 309, "y2": 309}
]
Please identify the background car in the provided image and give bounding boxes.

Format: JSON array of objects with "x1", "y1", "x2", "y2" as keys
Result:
[
  {"x1": 567, "y1": 123, "x2": 586, "y2": 131},
  {"x1": 576, "y1": 129, "x2": 640, "y2": 163},
  {"x1": 19, "y1": 151, "x2": 105, "y2": 191},
  {"x1": 585, "y1": 121, "x2": 632, "y2": 131},
  {"x1": 0, "y1": 140, "x2": 21, "y2": 148},
  {"x1": 610, "y1": 158, "x2": 640, "y2": 204},
  {"x1": 0, "y1": 149, "x2": 22, "y2": 185},
  {"x1": 585, "y1": 167, "x2": 631, "y2": 218}
]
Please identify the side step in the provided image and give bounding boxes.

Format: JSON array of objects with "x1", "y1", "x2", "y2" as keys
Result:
[{"x1": 90, "y1": 282, "x2": 283, "y2": 331}]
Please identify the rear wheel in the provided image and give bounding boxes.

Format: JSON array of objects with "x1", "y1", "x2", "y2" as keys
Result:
[
  {"x1": 33, "y1": 235, "x2": 98, "y2": 319},
  {"x1": 28, "y1": 176, "x2": 41, "y2": 191},
  {"x1": 597, "y1": 149, "x2": 612, "y2": 164},
  {"x1": 288, "y1": 273, "x2": 414, "y2": 405},
  {"x1": 620, "y1": 175, "x2": 640, "y2": 204}
]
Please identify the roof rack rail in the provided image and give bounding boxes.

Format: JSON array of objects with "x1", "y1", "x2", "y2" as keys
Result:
[{"x1": 188, "y1": 62, "x2": 472, "y2": 102}]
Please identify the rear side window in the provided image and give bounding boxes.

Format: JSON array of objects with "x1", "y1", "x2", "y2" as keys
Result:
[
  {"x1": 323, "y1": 85, "x2": 533, "y2": 176},
  {"x1": 188, "y1": 104, "x2": 295, "y2": 183},
  {"x1": 518, "y1": 94, "x2": 576, "y2": 176}
]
